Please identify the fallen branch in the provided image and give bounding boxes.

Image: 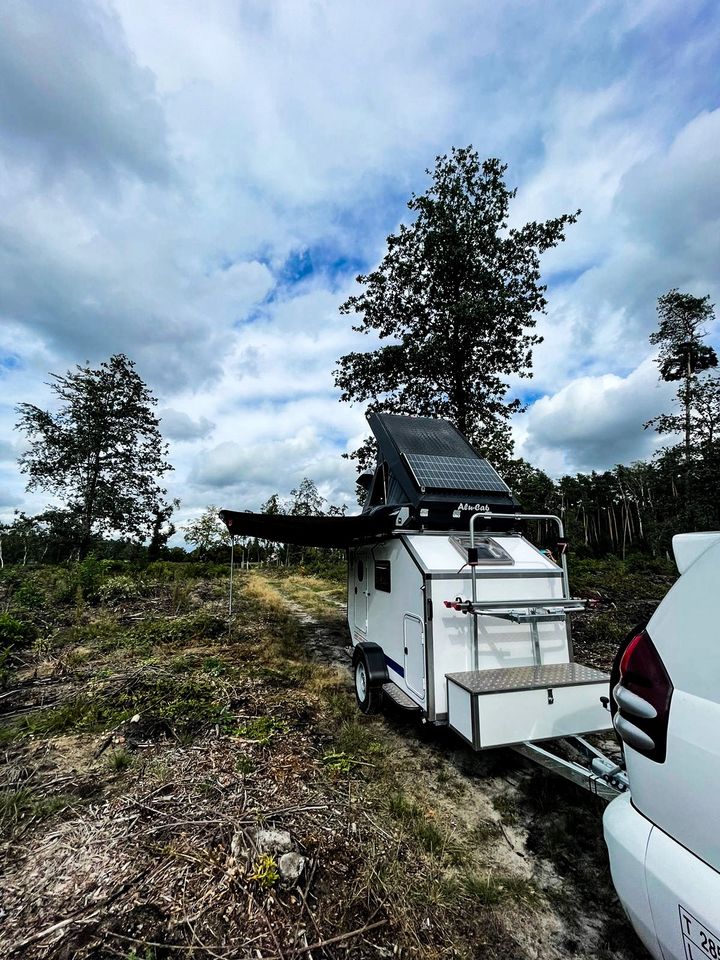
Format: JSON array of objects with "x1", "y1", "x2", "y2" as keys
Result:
[{"x1": 292, "y1": 919, "x2": 387, "y2": 957}]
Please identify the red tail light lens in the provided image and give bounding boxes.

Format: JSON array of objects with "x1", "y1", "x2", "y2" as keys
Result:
[{"x1": 614, "y1": 629, "x2": 673, "y2": 763}]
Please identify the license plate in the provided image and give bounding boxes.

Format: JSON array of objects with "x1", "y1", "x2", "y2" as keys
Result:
[{"x1": 680, "y1": 905, "x2": 720, "y2": 960}]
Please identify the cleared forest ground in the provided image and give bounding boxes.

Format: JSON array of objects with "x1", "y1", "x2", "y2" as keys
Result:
[{"x1": 0, "y1": 560, "x2": 668, "y2": 959}]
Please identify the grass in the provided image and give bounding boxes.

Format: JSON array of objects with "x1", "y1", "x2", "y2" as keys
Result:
[
  {"x1": 0, "y1": 694, "x2": 121, "y2": 745},
  {"x1": 235, "y1": 754, "x2": 255, "y2": 775},
  {"x1": 107, "y1": 748, "x2": 133, "y2": 772},
  {"x1": 0, "y1": 668, "x2": 236, "y2": 746},
  {"x1": 0, "y1": 787, "x2": 74, "y2": 838},
  {"x1": 387, "y1": 789, "x2": 459, "y2": 859},
  {"x1": 0, "y1": 557, "x2": 652, "y2": 960},
  {"x1": 472, "y1": 818, "x2": 504, "y2": 843},
  {"x1": 321, "y1": 750, "x2": 363, "y2": 774},
  {"x1": 266, "y1": 573, "x2": 345, "y2": 620},
  {"x1": 236, "y1": 715, "x2": 288, "y2": 743},
  {"x1": 460, "y1": 870, "x2": 541, "y2": 907},
  {"x1": 492, "y1": 792, "x2": 521, "y2": 826}
]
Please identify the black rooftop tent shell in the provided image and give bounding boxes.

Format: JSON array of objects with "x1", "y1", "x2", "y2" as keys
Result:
[{"x1": 365, "y1": 413, "x2": 513, "y2": 511}]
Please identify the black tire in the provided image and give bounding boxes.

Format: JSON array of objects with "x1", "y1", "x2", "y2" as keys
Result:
[{"x1": 352, "y1": 647, "x2": 383, "y2": 715}]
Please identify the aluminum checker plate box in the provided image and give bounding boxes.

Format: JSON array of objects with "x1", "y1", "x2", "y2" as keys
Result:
[{"x1": 446, "y1": 662, "x2": 612, "y2": 749}]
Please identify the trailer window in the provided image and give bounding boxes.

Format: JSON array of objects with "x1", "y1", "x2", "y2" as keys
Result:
[
  {"x1": 375, "y1": 560, "x2": 391, "y2": 592},
  {"x1": 450, "y1": 536, "x2": 513, "y2": 565},
  {"x1": 357, "y1": 559, "x2": 364, "y2": 582}
]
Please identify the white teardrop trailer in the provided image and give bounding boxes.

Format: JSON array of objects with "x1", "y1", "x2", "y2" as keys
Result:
[{"x1": 221, "y1": 413, "x2": 628, "y2": 799}]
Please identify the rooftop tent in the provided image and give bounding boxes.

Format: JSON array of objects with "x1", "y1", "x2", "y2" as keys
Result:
[{"x1": 363, "y1": 413, "x2": 518, "y2": 527}]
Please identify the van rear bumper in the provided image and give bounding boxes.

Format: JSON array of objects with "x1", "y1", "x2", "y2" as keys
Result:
[{"x1": 603, "y1": 793, "x2": 661, "y2": 959}]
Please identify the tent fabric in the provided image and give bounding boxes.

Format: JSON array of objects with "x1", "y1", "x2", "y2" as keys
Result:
[{"x1": 218, "y1": 506, "x2": 401, "y2": 548}]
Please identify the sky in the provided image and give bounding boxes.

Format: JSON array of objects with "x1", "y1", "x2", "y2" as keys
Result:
[{"x1": 1, "y1": 0, "x2": 719, "y2": 535}]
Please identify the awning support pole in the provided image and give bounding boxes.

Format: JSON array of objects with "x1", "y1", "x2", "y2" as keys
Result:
[{"x1": 229, "y1": 535, "x2": 235, "y2": 619}]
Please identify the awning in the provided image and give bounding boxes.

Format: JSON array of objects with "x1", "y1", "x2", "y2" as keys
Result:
[{"x1": 218, "y1": 506, "x2": 402, "y2": 548}]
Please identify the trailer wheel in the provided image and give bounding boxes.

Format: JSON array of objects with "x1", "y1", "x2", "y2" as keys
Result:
[{"x1": 352, "y1": 644, "x2": 385, "y2": 715}]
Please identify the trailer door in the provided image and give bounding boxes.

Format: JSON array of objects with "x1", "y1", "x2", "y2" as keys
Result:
[
  {"x1": 404, "y1": 615, "x2": 425, "y2": 699},
  {"x1": 353, "y1": 556, "x2": 369, "y2": 636}
]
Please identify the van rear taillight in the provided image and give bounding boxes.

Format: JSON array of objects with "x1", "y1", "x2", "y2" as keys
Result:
[{"x1": 613, "y1": 629, "x2": 673, "y2": 763}]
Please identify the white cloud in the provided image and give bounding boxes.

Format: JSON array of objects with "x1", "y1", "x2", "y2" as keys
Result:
[
  {"x1": 158, "y1": 409, "x2": 215, "y2": 441},
  {"x1": 0, "y1": 0, "x2": 169, "y2": 182},
  {"x1": 515, "y1": 358, "x2": 676, "y2": 476}
]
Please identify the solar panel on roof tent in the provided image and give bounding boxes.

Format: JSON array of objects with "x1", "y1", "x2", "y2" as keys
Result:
[
  {"x1": 373, "y1": 413, "x2": 511, "y2": 495},
  {"x1": 405, "y1": 453, "x2": 511, "y2": 494}
]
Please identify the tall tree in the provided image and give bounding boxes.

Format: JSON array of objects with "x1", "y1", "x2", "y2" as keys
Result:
[
  {"x1": 183, "y1": 505, "x2": 232, "y2": 558},
  {"x1": 15, "y1": 354, "x2": 172, "y2": 558},
  {"x1": 645, "y1": 289, "x2": 717, "y2": 490},
  {"x1": 335, "y1": 148, "x2": 579, "y2": 469},
  {"x1": 147, "y1": 498, "x2": 181, "y2": 561},
  {"x1": 288, "y1": 478, "x2": 325, "y2": 517}
]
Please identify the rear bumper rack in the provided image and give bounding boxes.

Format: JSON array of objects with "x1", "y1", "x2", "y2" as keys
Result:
[{"x1": 443, "y1": 598, "x2": 588, "y2": 621}]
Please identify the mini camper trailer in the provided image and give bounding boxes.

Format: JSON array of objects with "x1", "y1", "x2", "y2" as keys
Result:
[{"x1": 220, "y1": 413, "x2": 627, "y2": 798}]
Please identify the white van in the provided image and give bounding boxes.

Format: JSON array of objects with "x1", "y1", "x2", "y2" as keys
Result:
[{"x1": 604, "y1": 532, "x2": 720, "y2": 960}]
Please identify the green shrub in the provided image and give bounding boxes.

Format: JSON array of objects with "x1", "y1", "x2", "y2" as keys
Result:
[
  {"x1": 132, "y1": 612, "x2": 226, "y2": 646},
  {"x1": 0, "y1": 649, "x2": 15, "y2": 690},
  {"x1": 580, "y1": 613, "x2": 627, "y2": 648},
  {"x1": 12, "y1": 580, "x2": 46, "y2": 610},
  {"x1": 236, "y1": 715, "x2": 288, "y2": 743},
  {"x1": 77, "y1": 557, "x2": 105, "y2": 601},
  {"x1": 98, "y1": 575, "x2": 141, "y2": 603},
  {"x1": 0, "y1": 613, "x2": 37, "y2": 649}
]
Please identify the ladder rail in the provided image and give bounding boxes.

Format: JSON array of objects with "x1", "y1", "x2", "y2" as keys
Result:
[{"x1": 467, "y1": 511, "x2": 574, "y2": 668}]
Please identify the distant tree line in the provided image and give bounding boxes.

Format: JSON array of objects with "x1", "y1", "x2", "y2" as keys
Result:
[{"x1": 181, "y1": 479, "x2": 346, "y2": 573}]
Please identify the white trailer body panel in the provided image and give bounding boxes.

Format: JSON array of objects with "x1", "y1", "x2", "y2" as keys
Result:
[
  {"x1": 428, "y1": 580, "x2": 569, "y2": 717},
  {"x1": 348, "y1": 539, "x2": 426, "y2": 705},
  {"x1": 404, "y1": 532, "x2": 557, "y2": 572},
  {"x1": 412, "y1": 534, "x2": 570, "y2": 720},
  {"x1": 348, "y1": 530, "x2": 611, "y2": 745}
]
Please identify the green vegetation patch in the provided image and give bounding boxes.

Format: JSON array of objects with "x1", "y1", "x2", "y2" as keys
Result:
[
  {"x1": 236, "y1": 715, "x2": 288, "y2": 744},
  {"x1": 0, "y1": 613, "x2": 37, "y2": 649},
  {"x1": 129, "y1": 612, "x2": 226, "y2": 647},
  {"x1": 0, "y1": 787, "x2": 75, "y2": 838},
  {"x1": 459, "y1": 870, "x2": 541, "y2": 907},
  {"x1": 1, "y1": 667, "x2": 237, "y2": 746},
  {"x1": 388, "y1": 790, "x2": 456, "y2": 859}
]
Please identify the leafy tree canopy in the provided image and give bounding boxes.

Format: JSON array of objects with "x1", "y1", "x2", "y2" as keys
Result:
[
  {"x1": 15, "y1": 354, "x2": 172, "y2": 558},
  {"x1": 649, "y1": 289, "x2": 717, "y2": 382},
  {"x1": 183, "y1": 505, "x2": 231, "y2": 558},
  {"x1": 335, "y1": 147, "x2": 579, "y2": 470},
  {"x1": 646, "y1": 289, "x2": 717, "y2": 492}
]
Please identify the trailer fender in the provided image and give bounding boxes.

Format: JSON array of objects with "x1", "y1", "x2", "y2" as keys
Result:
[{"x1": 352, "y1": 642, "x2": 389, "y2": 687}]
